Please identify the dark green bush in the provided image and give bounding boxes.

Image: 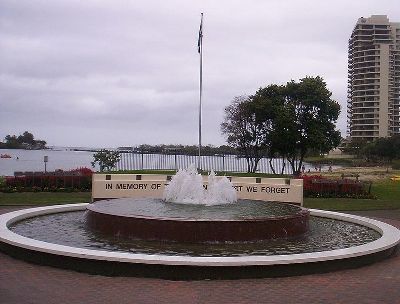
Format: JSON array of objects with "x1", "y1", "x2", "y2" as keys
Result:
[{"x1": 392, "y1": 159, "x2": 400, "y2": 170}]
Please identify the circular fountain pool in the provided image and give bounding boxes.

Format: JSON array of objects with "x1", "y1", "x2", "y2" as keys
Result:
[
  {"x1": 0, "y1": 203, "x2": 399, "y2": 279},
  {"x1": 10, "y1": 207, "x2": 378, "y2": 256},
  {"x1": 85, "y1": 199, "x2": 310, "y2": 242}
]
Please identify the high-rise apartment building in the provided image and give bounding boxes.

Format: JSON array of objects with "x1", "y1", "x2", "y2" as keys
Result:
[{"x1": 347, "y1": 15, "x2": 400, "y2": 141}]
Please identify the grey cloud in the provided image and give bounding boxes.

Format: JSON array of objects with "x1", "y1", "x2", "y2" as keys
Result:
[{"x1": 1, "y1": 0, "x2": 399, "y2": 146}]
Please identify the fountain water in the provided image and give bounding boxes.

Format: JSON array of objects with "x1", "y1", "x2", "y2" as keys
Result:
[{"x1": 163, "y1": 164, "x2": 237, "y2": 205}]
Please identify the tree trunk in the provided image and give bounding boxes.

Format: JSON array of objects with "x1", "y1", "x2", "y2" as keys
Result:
[
  {"x1": 252, "y1": 158, "x2": 260, "y2": 173},
  {"x1": 246, "y1": 157, "x2": 251, "y2": 173},
  {"x1": 295, "y1": 150, "x2": 306, "y2": 177},
  {"x1": 269, "y1": 158, "x2": 276, "y2": 174},
  {"x1": 280, "y1": 158, "x2": 286, "y2": 175},
  {"x1": 287, "y1": 157, "x2": 296, "y2": 176}
]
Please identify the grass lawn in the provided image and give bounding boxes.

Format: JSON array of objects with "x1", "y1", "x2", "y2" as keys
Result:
[
  {"x1": 304, "y1": 197, "x2": 400, "y2": 211},
  {"x1": 304, "y1": 179, "x2": 400, "y2": 211},
  {"x1": 0, "y1": 192, "x2": 91, "y2": 206}
]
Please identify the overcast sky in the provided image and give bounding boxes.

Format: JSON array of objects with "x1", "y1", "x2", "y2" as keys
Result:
[{"x1": 1, "y1": 0, "x2": 399, "y2": 148}]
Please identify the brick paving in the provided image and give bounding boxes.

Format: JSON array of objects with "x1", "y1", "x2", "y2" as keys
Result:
[{"x1": 1, "y1": 206, "x2": 400, "y2": 304}]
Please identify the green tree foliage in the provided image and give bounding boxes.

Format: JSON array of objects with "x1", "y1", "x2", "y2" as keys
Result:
[
  {"x1": 360, "y1": 135, "x2": 400, "y2": 163},
  {"x1": 91, "y1": 149, "x2": 121, "y2": 172},
  {"x1": 221, "y1": 76, "x2": 341, "y2": 175},
  {"x1": 252, "y1": 84, "x2": 295, "y2": 174},
  {"x1": 20, "y1": 131, "x2": 34, "y2": 144},
  {"x1": 341, "y1": 138, "x2": 368, "y2": 157},
  {"x1": 281, "y1": 77, "x2": 341, "y2": 175},
  {"x1": 221, "y1": 96, "x2": 271, "y2": 172},
  {"x1": 1, "y1": 131, "x2": 47, "y2": 149},
  {"x1": 3, "y1": 135, "x2": 19, "y2": 149}
]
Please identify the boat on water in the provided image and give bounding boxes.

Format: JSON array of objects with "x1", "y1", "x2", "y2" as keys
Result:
[{"x1": 0, "y1": 154, "x2": 12, "y2": 159}]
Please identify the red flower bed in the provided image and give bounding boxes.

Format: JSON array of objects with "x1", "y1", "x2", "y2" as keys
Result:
[
  {"x1": 301, "y1": 175, "x2": 373, "y2": 198},
  {"x1": 70, "y1": 167, "x2": 93, "y2": 177},
  {"x1": 2, "y1": 167, "x2": 93, "y2": 193}
]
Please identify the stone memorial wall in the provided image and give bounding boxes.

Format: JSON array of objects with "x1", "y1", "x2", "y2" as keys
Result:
[{"x1": 92, "y1": 174, "x2": 303, "y2": 205}]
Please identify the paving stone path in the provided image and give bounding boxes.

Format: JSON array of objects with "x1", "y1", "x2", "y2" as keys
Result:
[{"x1": 1, "y1": 206, "x2": 399, "y2": 304}]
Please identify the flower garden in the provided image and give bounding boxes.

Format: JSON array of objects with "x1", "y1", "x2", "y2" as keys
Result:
[
  {"x1": 0, "y1": 167, "x2": 93, "y2": 193},
  {"x1": 301, "y1": 175, "x2": 373, "y2": 199}
]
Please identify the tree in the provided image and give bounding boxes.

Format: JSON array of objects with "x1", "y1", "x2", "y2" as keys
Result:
[
  {"x1": 19, "y1": 131, "x2": 34, "y2": 145},
  {"x1": 360, "y1": 135, "x2": 400, "y2": 162},
  {"x1": 341, "y1": 138, "x2": 368, "y2": 157},
  {"x1": 280, "y1": 76, "x2": 341, "y2": 175},
  {"x1": 251, "y1": 84, "x2": 294, "y2": 174},
  {"x1": 221, "y1": 96, "x2": 270, "y2": 172},
  {"x1": 221, "y1": 76, "x2": 341, "y2": 176},
  {"x1": 4, "y1": 135, "x2": 19, "y2": 149},
  {"x1": 91, "y1": 150, "x2": 121, "y2": 172}
]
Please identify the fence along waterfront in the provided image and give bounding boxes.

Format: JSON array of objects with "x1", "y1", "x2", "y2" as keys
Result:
[{"x1": 115, "y1": 152, "x2": 297, "y2": 174}]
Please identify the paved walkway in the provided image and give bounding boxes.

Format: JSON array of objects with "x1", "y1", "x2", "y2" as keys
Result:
[{"x1": 1, "y1": 206, "x2": 400, "y2": 304}]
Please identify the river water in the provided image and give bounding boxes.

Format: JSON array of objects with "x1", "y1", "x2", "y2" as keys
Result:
[
  {"x1": 0, "y1": 149, "x2": 97, "y2": 176},
  {"x1": 0, "y1": 148, "x2": 336, "y2": 176}
]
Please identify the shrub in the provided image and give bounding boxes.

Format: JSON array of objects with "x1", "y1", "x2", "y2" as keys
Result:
[
  {"x1": 392, "y1": 159, "x2": 400, "y2": 170},
  {"x1": 0, "y1": 168, "x2": 93, "y2": 193},
  {"x1": 0, "y1": 176, "x2": 5, "y2": 188}
]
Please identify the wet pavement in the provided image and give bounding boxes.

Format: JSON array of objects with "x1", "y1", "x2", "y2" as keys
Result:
[{"x1": 1, "y1": 206, "x2": 400, "y2": 304}]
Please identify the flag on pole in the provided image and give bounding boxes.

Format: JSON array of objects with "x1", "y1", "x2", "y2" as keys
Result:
[{"x1": 197, "y1": 13, "x2": 203, "y2": 53}]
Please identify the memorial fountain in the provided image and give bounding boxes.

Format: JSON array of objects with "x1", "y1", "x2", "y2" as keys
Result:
[
  {"x1": 0, "y1": 166, "x2": 399, "y2": 279},
  {"x1": 85, "y1": 166, "x2": 309, "y2": 242}
]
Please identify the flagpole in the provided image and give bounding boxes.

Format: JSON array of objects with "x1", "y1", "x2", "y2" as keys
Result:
[{"x1": 198, "y1": 13, "x2": 203, "y2": 171}]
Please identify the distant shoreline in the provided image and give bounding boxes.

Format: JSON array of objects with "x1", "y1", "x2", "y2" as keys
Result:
[{"x1": 0, "y1": 147, "x2": 104, "y2": 153}]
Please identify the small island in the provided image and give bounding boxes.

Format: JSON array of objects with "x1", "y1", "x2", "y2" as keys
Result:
[{"x1": 0, "y1": 131, "x2": 47, "y2": 150}]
